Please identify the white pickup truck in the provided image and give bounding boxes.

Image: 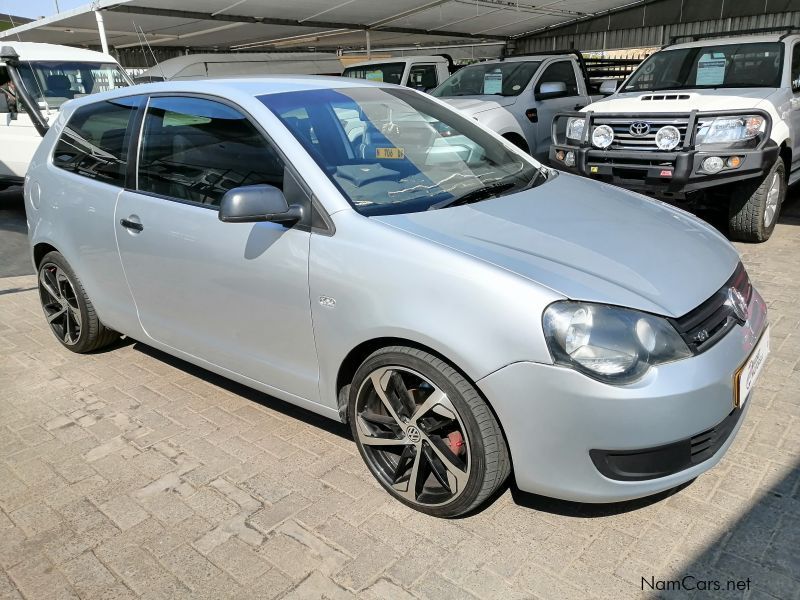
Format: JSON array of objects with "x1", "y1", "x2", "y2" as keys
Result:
[
  {"x1": 342, "y1": 55, "x2": 454, "y2": 91},
  {"x1": 0, "y1": 42, "x2": 132, "y2": 190},
  {"x1": 431, "y1": 52, "x2": 599, "y2": 162},
  {"x1": 550, "y1": 32, "x2": 798, "y2": 242}
]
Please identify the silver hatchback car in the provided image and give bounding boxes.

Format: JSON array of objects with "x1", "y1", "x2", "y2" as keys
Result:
[{"x1": 26, "y1": 77, "x2": 769, "y2": 517}]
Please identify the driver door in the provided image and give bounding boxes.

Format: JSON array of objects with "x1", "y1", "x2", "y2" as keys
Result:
[
  {"x1": 531, "y1": 60, "x2": 583, "y2": 161},
  {"x1": 115, "y1": 95, "x2": 320, "y2": 402}
]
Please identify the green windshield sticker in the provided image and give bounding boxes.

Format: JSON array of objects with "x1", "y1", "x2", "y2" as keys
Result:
[
  {"x1": 366, "y1": 70, "x2": 384, "y2": 82},
  {"x1": 696, "y1": 53, "x2": 726, "y2": 86}
]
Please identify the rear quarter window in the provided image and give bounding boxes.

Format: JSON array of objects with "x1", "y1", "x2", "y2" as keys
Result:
[{"x1": 52, "y1": 97, "x2": 140, "y2": 186}]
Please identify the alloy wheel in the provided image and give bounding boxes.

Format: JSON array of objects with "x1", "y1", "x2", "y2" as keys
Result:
[
  {"x1": 38, "y1": 263, "x2": 82, "y2": 346},
  {"x1": 355, "y1": 366, "x2": 471, "y2": 506},
  {"x1": 764, "y1": 172, "x2": 781, "y2": 227}
]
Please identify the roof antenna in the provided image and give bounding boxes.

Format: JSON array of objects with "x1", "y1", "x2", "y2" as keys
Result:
[{"x1": 133, "y1": 20, "x2": 166, "y2": 81}]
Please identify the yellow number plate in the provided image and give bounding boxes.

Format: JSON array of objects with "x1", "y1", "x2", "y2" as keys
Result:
[{"x1": 375, "y1": 147, "x2": 405, "y2": 159}]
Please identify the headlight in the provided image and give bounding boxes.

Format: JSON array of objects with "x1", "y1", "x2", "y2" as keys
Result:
[
  {"x1": 542, "y1": 301, "x2": 691, "y2": 384},
  {"x1": 566, "y1": 117, "x2": 585, "y2": 141},
  {"x1": 695, "y1": 115, "x2": 766, "y2": 145}
]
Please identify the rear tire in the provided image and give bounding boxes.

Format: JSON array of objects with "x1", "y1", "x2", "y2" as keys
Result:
[
  {"x1": 728, "y1": 158, "x2": 785, "y2": 242},
  {"x1": 37, "y1": 251, "x2": 119, "y2": 353},
  {"x1": 348, "y1": 346, "x2": 510, "y2": 518}
]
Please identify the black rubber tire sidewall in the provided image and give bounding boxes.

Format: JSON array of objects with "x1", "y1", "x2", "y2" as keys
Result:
[{"x1": 728, "y1": 158, "x2": 785, "y2": 242}]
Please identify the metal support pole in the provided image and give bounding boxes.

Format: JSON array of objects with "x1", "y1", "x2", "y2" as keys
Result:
[
  {"x1": 366, "y1": 30, "x2": 371, "y2": 60},
  {"x1": 95, "y1": 10, "x2": 109, "y2": 55}
]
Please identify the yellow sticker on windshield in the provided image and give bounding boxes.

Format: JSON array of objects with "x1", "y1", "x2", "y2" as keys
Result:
[{"x1": 376, "y1": 147, "x2": 405, "y2": 159}]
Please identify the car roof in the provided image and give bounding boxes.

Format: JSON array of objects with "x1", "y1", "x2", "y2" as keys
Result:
[
  {"x1": 667, "y1": 34, "x2": 799, "y2": 50},
  {"x1": 60, "y1": 75, "x2": 401, "y2": 108},
  {"x1": 0, "y1": 41, "x2": 117, "y2": 63},
  {"x1": 344, "y1": 56, "x2": 448, "y2": 68}
]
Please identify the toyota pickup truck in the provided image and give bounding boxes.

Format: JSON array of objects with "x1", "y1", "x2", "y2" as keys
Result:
[
  {"x1": 550, "y1": 32, "x2": 799, "y2": 242},
  {"x1": 0, "y1": 42, "x2": 132, "y2": 190}
]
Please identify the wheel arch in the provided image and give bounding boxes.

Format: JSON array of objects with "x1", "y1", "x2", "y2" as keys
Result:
[
  {"x1": 779, "y1": 140, "x2": 791, "y2": 181},
  {"x1": 33, "y1": 242, "x2": 59, "y2": 269},
  {"x1": 501, "y1": 131, "x2": 529, "y2": 153}
]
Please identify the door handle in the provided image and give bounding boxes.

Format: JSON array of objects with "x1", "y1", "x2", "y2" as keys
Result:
[{"x1": 120, "y1": 218, "x2": 143, "y2": 232}]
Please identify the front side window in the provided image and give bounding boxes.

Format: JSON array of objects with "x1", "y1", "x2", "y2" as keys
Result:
[
  {"x1": 261, "y1": 87, "x2": 545, "y2": 216},
  {"x1": 408, "y1": 64, "x2": 439, "y2": 90},
  {"x1": 52, "y1": 97, "x2": 139, "y2": 186},
  {"x1": 17, "y1": 61, "x2": 131, "y2": 109},
  {"x1": 536, "y1": 61, "x2": 579, "y2": 96},
  {"x1": 792, "y1": 44, "x2": 800, "y2": 92},
  {"x1": 342, "y1": 63, "x2": 406, "y2": 85},
  {"x1": 137, "y1": 96, "x2": 286, "y2": 206},
  {"x1": 432, "y1": 61, "x2": 541, "y2": 97},
  {"x1": 622, "y1": 42, "x2": 783, "y2": 92}
]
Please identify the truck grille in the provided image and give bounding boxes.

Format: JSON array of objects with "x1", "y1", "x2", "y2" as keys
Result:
[{"x1": 592, "y1": 116, "x2": 704, "y2": 151}]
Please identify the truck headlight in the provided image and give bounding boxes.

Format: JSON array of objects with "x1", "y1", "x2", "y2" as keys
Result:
[
  {"x1": 566, "y1": 117, "x2": 585, "y2": 141},
  {"x1": 543, "y1": 301, "x2": 691, "y2": 384},
  {"x1": 695, "y1": 115, "x2": 766, "y2": 145}
]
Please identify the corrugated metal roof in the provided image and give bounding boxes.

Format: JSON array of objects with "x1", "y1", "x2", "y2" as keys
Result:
[{"x1": 0, "y1": 0, "x2": 647, "y2": 51}]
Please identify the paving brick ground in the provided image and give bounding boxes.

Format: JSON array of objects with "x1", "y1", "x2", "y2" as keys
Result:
[{"x1": 1, "y1": 217, "x2": 799, "y2": 599}]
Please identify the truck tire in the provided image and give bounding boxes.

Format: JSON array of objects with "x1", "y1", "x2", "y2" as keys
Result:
[{"x1": 728, "y1": 158, "x2": 785, "y2": 242}]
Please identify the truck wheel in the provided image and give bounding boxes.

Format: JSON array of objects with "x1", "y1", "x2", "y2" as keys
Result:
[{"x1": 728, "y1": 158, "x2": 785, "y2": 242}]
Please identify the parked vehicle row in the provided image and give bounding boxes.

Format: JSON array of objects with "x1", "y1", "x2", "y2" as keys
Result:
[{"x1": 26, "y1": 75, "x2": 768, "y2": 516}]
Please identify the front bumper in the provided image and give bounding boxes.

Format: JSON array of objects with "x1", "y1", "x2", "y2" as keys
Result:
[
  {"x1": 549, "y1": 142, "x2": 779, "y2": 195},
  {"x1": 477, "y1": 290, "x2": 767, "y2": 503}
]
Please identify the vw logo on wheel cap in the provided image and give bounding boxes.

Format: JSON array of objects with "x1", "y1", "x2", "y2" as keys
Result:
[
  {"x1": 727, "y1": 287, "x2": 748, "y2": 323},
  {"x1": 406, "y1": 425, "x2": 422, "y2": 444},
  {"x1": 629, "y1": 121, "x2": 650, "y2": 136}
]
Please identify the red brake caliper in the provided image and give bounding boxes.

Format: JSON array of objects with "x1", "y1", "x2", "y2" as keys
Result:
[{"x1": 445, "y1": 431, "x2": 466, "y2": 456}]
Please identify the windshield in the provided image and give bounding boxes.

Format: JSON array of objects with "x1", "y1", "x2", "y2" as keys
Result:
[
  {"x1": 342, "y1": 62, "x2": 406, "y2": 85},
  {"x1": 432, "y1": 61, "x2": 541, "y2": 97},
  {"x1": 260, "y1": 87, "x2": 544, "y2": 216},
  {"x1": 16, "y1": 61, "x2": 131, "y2": 109},
  {"x1": 622, "y1": 42, "x2": 783, "y2": 92}
]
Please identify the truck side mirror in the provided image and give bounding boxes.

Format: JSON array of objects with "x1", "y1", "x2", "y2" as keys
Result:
[
  {"x1": 536, "y1": 81, "x2": 567, "y2": 101},
  {"x1": 599, "y1": 80, "x2": 618, "y2": 95}
]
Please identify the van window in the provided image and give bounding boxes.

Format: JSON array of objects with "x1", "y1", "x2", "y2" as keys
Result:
[
  {"x1": 137, "y1": 96, "x2": 286, "y2": 206},
  {"x1": 536, "y1": 61, "x2": 579, "y2": 96},
  {"x1": 52, "y1": 97, "x2": 139, "y2": 186},
  {"x1": 792, "y1": 44, "x2": 800, "y2": 92},
  {"x1": 408, "y1": 64, "x2": 439, "y2": 90}
]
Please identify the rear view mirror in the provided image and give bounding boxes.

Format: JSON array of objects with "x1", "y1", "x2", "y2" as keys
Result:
[
  {"x1": 219, "y1": 184, "x2": 303, "y2": 225},
  {"x1": 536, "y1": 81, "x2": 567, "y2": 101},
  {"x1": 599, "y1": 80, "x2": 618, "y2": 95}
]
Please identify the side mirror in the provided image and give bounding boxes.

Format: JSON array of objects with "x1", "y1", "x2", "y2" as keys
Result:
[
  {"x1": 535, "y1": 81, "x2": 567, "y2": 101},
  {"x1": 599, "y1": 80, "x2": 618, "y2": 95},
  {"x1": 218, "y1": 184, "x2": 303, "y2": 225}
]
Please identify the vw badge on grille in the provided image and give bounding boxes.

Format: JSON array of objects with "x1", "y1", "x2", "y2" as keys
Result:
[
  {"x1": 727, "y1": 287, "x2": 748, "y2": 323},
  {"x1": 629, "y1": 122, "x2": 650, "y2": 136}
]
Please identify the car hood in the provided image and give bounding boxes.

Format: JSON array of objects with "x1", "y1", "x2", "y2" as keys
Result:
[
  {"x1": 374, "y1": 174, "x2": 739, "y2": 317},
  {"x1": 590, "y1": 88, "x2": 776, "y2": 113},
  {"x1": 440, "y1": 96, "x2": 516, "y2": 115}
]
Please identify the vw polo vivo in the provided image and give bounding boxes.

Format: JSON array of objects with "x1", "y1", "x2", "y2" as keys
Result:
[{"x1": 25, "y1": 77, "x2": 769, "y2": 517}]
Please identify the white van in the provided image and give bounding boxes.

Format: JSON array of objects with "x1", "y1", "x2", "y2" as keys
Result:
[
  {"x1": 134, "y1": 52, "x2": 344, "y2": 83},
  {"x1": 342, "y1": 55, "x2": 454, "y2": 91},
  {"x1": 0, "y1": 42, "x2": 132, "y2": 189}
]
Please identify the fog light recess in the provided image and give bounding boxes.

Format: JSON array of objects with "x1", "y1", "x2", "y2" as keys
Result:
[
  {"x1": 564, "y1": 151, "x2": 576, "y2": 167},
  {"x1": 726, "y1": 156, "x2": 742, "y2": 169},
  {"x1": 556, "y1": 150, "x2": 565, "y2": 161}
]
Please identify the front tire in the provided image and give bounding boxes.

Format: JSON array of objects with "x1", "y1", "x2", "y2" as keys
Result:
[
  {"x1": 728, "y1": 158, "x2": 785, "y2": 242},
  {"x1": 348, "y1": 346, "x2": 510, "y2": 517},
  {"x1": 37, "y1": 251, "x2": 119, "y2": 353}
]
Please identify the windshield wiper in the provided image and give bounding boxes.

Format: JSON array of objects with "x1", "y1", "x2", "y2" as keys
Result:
[{"x1": 428, "y1": 181, "x2": 516, "y2": 210}]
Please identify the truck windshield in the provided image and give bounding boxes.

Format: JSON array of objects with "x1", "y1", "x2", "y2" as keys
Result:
[
  {"x1": 622, "y1": 42, "x2": 783, "y2": 92},
  {"x1": 432, "y1": 61, "x2": 541, "y2": 97},
  {"x1": 260, "y1": 87, "x2": 544, "y2": 216},
  {"x1": 16, "y1": 61, "x2": 131, "y2": 109},
  {"x1": 342, "y1": 62, "x2": 406, "y2": 85}
]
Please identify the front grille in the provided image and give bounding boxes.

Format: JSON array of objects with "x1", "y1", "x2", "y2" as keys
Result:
[
  {"x1": 592, "y1": 116, "x2": 709, "y2": 151},
  {"x1": 671, "y1": 263, "x2": 752, "y2": 354}
]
